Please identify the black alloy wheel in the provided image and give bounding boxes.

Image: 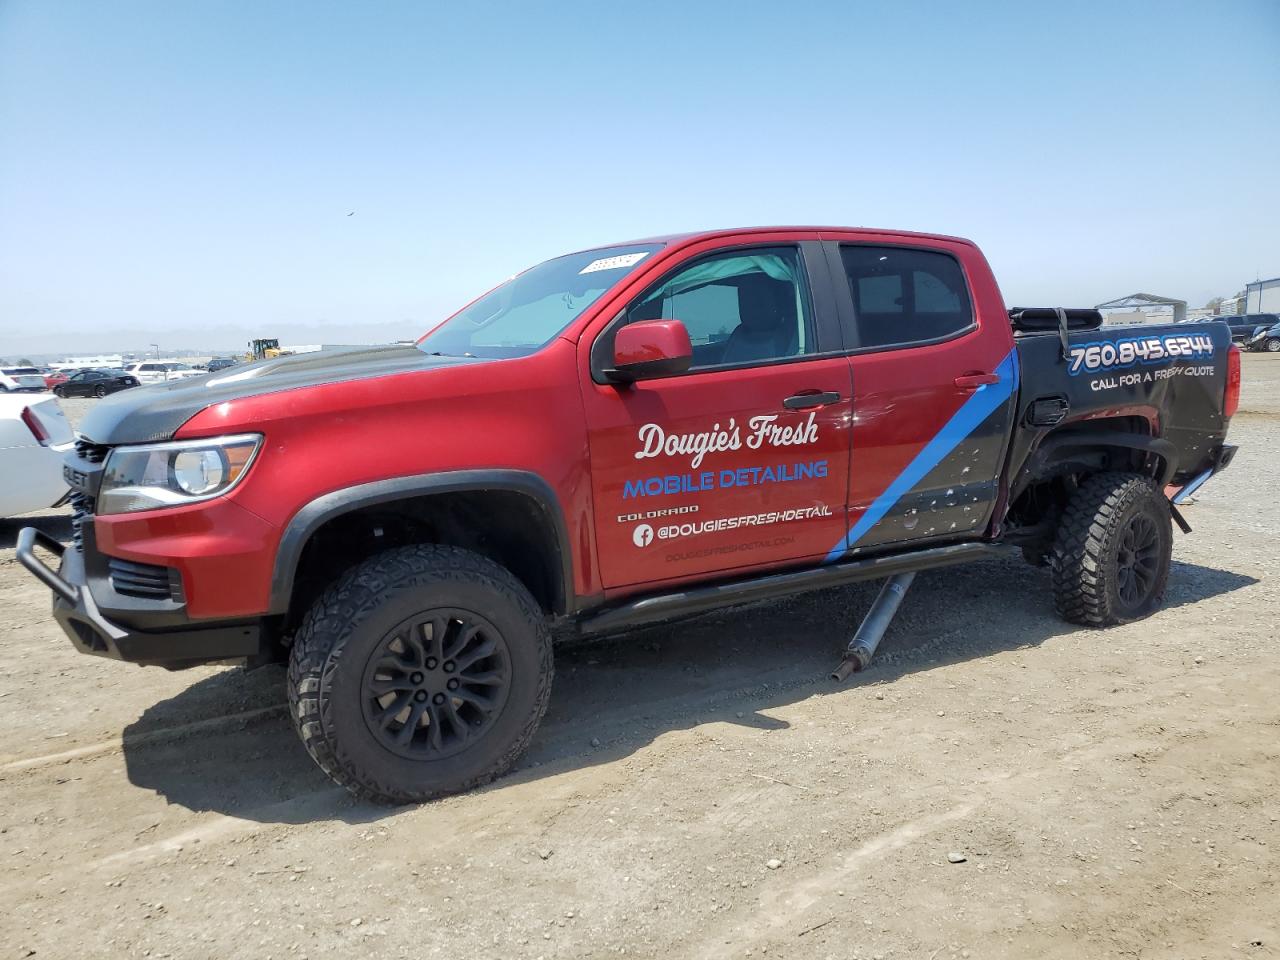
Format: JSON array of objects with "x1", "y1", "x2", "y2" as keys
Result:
[
  {"x1": 360, "y1": 609, "x2": 512, "y2": 760},
  {"x1": 94, "y1": 384, "x2": 107, "y2": 398},
  {"x1": 1050, "y1": 471, "x2": 1173, "y2": 626},
  {"x1": 1115, "y1": 512, "x2": 1161, "y2": 612},
  {"x1": 287, "y1": 544, "x2": 553, "y2": 804}
]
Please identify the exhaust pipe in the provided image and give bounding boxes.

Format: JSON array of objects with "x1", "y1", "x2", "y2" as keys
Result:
[{"x1": 831, "y1": 572, "x2": 916, "y2": 682}]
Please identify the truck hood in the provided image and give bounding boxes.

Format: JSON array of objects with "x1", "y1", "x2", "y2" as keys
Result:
[{"x1": 77, "y1": 345, "x2": 481, "y2": 445}]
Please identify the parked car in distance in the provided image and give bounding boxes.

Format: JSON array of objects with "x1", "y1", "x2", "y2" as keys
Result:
[
  {"x1": 0, "y1": 394, "x2": 74, "y2": 517},
  {"x1": 1246, "y1": 320, "x2": 1280, "y2": 353},
  {"x1": 206, "y1": 357, "x2": 239, "y2": 373},
  {"x1": 0, "y1": 366, "x2": 49, "y2": 393},
  {"x1": 124, "y1": 361, "x2": 204, "y2": 384},
  {"x1": 1211, "y1": 314, "x2": 1279, "y2": 343},
  {"x1": 43, "y1": 370, "x2": 75, "y2": 390},
  {"x1": 53, "y1": 368, "x2": 141, "y2": 398}
]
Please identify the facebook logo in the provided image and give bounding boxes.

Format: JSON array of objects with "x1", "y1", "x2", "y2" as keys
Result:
[{"x1": 632, "y1": 524, "x2": 654, "y2": 548}]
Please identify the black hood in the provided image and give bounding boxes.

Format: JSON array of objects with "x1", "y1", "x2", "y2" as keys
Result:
[{"x1": 78, "y1": 345, "x2": 481, "y2": 445}]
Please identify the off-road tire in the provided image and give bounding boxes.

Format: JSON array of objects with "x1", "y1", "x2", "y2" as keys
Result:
[
  {"x1": 1049, "y1": 471, "x2": 1172, "y2": 627},
  {"x1": 287, "y1": 544, "x2": 553, "y2": 804}
]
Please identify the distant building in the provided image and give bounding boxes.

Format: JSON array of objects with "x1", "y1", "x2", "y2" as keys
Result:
[
  {"x1": 1245, "y1": 277, "x2": 1280, "y2": 313},
  {"x1": 51, "y1": 354, "x2": 124, "y2": 370},
  {"x1": 1219, "y1": 293, "x2": 1246, "y2": 315},
  {"x1": 1094, "y1": 293, "x2": 1187, "y2": 326}
]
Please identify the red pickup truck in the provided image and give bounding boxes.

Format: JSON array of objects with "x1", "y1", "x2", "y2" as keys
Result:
[{"x1": 19, "y1": 227, "x2": 1240, "y2": 803}]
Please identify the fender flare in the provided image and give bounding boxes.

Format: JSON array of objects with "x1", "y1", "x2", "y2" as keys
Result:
[
  {"x1": 267, "y1": 469, "x2": 576, "y2": 616},
  {"x1": 1018, "y1": 429, "x2": 1179, "y2": 494}
]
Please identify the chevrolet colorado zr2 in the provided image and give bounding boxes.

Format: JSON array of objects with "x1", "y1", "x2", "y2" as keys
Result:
[{"x1": 18, "y1": 227, "x2": 1241, "y2": 804}]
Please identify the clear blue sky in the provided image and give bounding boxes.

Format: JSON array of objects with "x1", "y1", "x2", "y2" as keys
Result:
[{"x1": 1, "y1": 0, "x2": 1277, "y2": 355}]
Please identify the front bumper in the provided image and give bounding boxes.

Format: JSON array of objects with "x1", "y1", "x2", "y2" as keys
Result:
[{"x1": 16, "y1": 527, "x2": 264, "y2": 670}]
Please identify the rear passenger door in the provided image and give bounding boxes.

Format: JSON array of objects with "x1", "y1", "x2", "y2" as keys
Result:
[{"x1": 825, "y1": 239, "x2": 1018, "y2": 555}]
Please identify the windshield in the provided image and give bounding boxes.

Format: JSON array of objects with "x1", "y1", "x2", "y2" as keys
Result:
[{"x1": 418, "y1": 243, "x2": 663, "y2": 359}]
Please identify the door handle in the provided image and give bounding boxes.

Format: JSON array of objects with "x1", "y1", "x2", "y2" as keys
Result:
[
  {"x1": 783, "y1": 391, "x2": 841, "y2": 410},
  {"x1": 954, "y1": 373, "x2": 1000, "y2": 389}
]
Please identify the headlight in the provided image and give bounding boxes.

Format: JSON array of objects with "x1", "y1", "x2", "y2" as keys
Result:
[{"x1": 98, "y1": 434, "x2": 262, "y2": 515}]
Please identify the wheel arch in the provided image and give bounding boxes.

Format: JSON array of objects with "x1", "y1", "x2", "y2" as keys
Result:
[
  {"x1": 1002, "y1": 419, "x2": 1179, "y2": 550},
  {"x1": 269, "y1": 470, "x2": 576, "y2": 622},
  {"x1": 1013, "y1": 420, "x2": 1178, "y2": 502}
]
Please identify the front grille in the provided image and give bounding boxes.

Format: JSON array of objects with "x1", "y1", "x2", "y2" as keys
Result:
[
  {"x1": 69, "y1": 492, "x2": 95, "y2": 553},
  {"x1": 74, "y1": 438, "x2": 110, "y2": 464},
  {"x1": 68, "y1": 435, "x2": 109, "y2": 553},
  {"x1": 108, "y1": 557, "x2": 183, "y2": 601}
]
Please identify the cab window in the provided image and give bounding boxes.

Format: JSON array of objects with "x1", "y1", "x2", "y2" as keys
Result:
[
  {"x1": 623, "y1": 246, "x2": 815, "y2": 369},
  {"x1": 839, "y1": 245, "x2": 974, "y2": 349}
]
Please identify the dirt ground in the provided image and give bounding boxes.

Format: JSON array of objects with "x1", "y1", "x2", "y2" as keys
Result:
[{"x1": 2, "y1": 357, "x2": 1277, "y2": 960}]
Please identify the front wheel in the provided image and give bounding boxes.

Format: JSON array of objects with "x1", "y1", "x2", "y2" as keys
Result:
[
  {"x1": 1050, "y1": 472, "x2": 1173, "y2": 627},
  {"x1": 287, "y1": 544, "x2": 553, "y2": 804}
]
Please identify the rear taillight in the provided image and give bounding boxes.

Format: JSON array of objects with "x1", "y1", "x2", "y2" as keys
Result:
[
  {"x1": 20, "y1": 406, "x2": 51, "y2": 445},
  {"x1": 1224, "y1": 344, "x2": 1241, "y2": 419}
]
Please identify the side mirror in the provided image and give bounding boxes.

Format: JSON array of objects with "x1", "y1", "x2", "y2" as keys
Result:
[{"x1": 608, "y1": 319, "x2": 693, "y2": 382}]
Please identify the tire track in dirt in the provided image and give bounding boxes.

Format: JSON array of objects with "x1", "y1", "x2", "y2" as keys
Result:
[{"x1": 0, "y1": 704, "x2": 287, "y2": 772}]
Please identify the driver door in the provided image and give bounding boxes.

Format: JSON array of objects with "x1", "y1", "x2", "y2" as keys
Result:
[{"x1": 580, "y1": 239, "x2": 853, "y2": 591}]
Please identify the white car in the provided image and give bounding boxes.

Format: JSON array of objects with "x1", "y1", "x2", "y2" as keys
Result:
[
  {"x1": 0, "y1": 394, "x2": 74, "y2": 518},
  {"x1": 124, "y1": 361, "x2": 204, "y2": 384},
  {"x1": 0, "y1": 365, "x2": 48, "y2": 393}
]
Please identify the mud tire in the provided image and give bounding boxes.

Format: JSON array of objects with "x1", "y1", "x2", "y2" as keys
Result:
[
  {"x1": 1050, "y1": 472, "x2": 1173, "y2": 627},
  {"x1": 287, "y1": 544, "x2": 552, "y2": 804}
]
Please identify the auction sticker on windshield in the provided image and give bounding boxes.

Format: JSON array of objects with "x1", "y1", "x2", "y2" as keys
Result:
[{"x1": 579, "y1": 252, "x2": 650, "y2": 274}]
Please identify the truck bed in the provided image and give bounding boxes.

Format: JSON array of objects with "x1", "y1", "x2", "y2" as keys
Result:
[{"x1": 1008, "y1": 320, "x2": 1233, "y2": 491}]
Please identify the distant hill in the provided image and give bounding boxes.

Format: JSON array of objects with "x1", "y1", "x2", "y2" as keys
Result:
[{"x1": 0, "y1": 320, "x2": 428, "y2": 359}]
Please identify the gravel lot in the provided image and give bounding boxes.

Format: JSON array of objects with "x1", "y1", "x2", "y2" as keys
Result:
[{"x1": 2, "y1": 358, "x2": 1277, "y2": 960}]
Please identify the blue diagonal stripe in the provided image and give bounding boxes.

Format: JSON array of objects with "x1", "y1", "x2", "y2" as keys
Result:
[{"x1": 826, "y1": 348, "x2": 1019, "y2": 562}]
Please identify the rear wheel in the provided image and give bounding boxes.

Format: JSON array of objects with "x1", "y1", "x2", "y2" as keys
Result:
[
  {"x1": 287, "y1": 544, "x2": 553, "y2": 804},
  {"x1": 54, "y1": 386, "x2": 65, "y2": 398},
  {"x1": 93, "y1": 384, "x2": 107, "y2": 398},
  {"x1": 1267, "y1": 337, "x2": 1280, "y2": 353},
  {"x1": 1049, "y1": 472, "x2": 1172, "y2": 627}
]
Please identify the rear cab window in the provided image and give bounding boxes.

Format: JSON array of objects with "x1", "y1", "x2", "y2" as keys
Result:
[{"x1": 838, "y1": 245, "x2": 975, "y2": 350}]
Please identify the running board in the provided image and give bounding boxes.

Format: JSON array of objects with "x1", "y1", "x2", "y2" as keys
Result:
[{"x1": 577, "y1": 541, "x2": 1014, "y2": 637}]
